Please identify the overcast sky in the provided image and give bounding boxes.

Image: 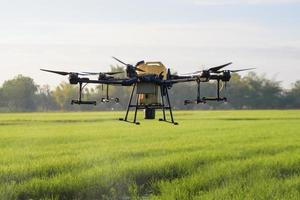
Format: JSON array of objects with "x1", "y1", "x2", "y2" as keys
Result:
[{"x1": 0, "y1": 0, "x2": 299, "y2": 87}]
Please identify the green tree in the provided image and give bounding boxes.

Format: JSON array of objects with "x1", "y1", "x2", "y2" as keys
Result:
[
  {"x1": 1, "y1": 75, "x2": 38, "y2": 112},
  {"x1": 285, "y1": 81, "x2": 300, "y2": 108},
  {"x1": 52, "y1": 82, "x2": 78, "y2": 110},
  {"x1": 0, "y1": 87, "x2": 5, "y2": 111},
  {"x1": 225, "y1": 73, "x2": 253, "y2": 108},
  {"x1": 36, "y1": 85, "x2": 59, "y2": 111},
  {"x1": 242, "y1": 72, "x2": 282, "y2": 108}
]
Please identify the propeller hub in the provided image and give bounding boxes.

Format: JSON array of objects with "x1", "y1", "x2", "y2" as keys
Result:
[
  {"x1": 202, "y1": 70, "x2": 210, "y2": 77},
  {"x1": 69, "y1": 73, "x2": 79, "y2": 84},
  {"x1": 98, "y1": 73, "x2": 106, "y2": 80},
  {"x1": 198, "y1": 70, "x2": 210, "y2": 81}
]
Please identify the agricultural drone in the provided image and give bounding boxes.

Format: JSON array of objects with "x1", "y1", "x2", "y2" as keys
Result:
[{"x1": 41, "y1": 57, "x2": 254, "y2": 125}]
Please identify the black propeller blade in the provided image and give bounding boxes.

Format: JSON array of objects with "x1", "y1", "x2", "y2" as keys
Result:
[
  {"x1": 135, "y1": 60, "x2": 145, "y2": 66},
  {"x1": 180, "y1": 72, "x2": 199, "y2": 76},
  {"x1": 112, "y1": 56, "x2": 128, "y2": 66},
  {"x1": 40, "y1": 69, "x2": 86, "y2": 76},
  {"x1": 229, "y1": 68, "x2": 255, "y2": 73},
  {"x1": 208, "y1": 62, "x2": 233, "y2": 73},
  {"x1": 81, "y1": 71, "x2": 124, "y2": 76},
  {"x1": 112, "y1": 57, "x2": 145, "y2": 72},
  {"x1": 182, "y1": 62, "x2": 233, "y2": 75}
]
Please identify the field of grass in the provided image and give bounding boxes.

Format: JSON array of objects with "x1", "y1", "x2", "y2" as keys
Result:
[{"x1": 0, "y1": 110, "x2": 300, "y2": 200}]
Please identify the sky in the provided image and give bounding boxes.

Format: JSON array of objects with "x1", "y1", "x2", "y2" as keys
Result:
[{"x1": 0, "y1": 0, "x2": 299, "y2": 88}]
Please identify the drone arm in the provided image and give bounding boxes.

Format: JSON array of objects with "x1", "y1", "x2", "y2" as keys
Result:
[
  {"x1": 76, "y1": 77, "x2": 138, "y2": 86},
  {"x1": 163, "y1": 77, "x2": 198, "y2": 85}
]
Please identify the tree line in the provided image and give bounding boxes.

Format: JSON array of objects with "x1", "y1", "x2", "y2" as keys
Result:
[{"x1": 0, "y1": 68, "x2": 299, "y2": 112}]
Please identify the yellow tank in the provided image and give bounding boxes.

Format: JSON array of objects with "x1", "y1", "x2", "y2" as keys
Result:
[
  {"x1": 137, "y1": 62, "x2": 167, "y2": 80},
  {"x1": 137, "y1": 62, "x2": 167, "y2": 105}
]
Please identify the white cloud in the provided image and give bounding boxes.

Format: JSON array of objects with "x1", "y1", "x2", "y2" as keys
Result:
[{"x1": 193, "y1": 0, "x2": 300, "y2": 5}]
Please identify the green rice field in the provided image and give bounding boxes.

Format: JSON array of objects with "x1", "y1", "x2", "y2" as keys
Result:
[{"x1": 1, "y1": 110, "x2": 300, "y2": 199}]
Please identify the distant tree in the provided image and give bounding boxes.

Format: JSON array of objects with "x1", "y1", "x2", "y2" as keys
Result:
[
  {"x1": 225, "y1": 73, "x2": 258, "y2": 108},
  {"x1": 0, "y1": 88, "x2": 3, "y2": 103},
  {"x1": 285, "y1": 81, "x2": 300, "y2": 108},
  {"x1": 52, "y1": 82, "x2": 78, "y2": 110},
  {"x1": 0, "y1": 87, "x2": 5, "y2": 111},
  {"x1": 242, "y1": 72, "x2": 283, "y2": 109},
  {"x1": 36, "y1": 85, "x2": 59, "y2": 111},
  {"x1": 1, "y1": 75, "x2": 38, "y2": 112}
]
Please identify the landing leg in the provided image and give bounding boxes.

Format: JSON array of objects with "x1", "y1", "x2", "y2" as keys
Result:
[
  {"x1": 79, "y1": 82, "x2": 83, "y2": 101},
  {"x1": 106, "y1": 85, "x2": 109, "y2": 99},
  {"x1": 196, "y1": 80, "x2": 205, "y2": 103},
  {"x1": 119, "y1": 84, "x2": 136, "y2": 122},
  {"x1": 217, "y1": 79, "x2": 220, "y2": 100},
  {"x1": 133, "y1": 94, "x2": 140, "y2": 125},
  {"x1": 159, "y1": 86, "x2": 166, "y2": 121},
  {"x1": 197, "y1": 80, "x2": 201, "y2": 102},
  {"x1": 166, "y1": 88, "x2": 178, "y2": 125}
]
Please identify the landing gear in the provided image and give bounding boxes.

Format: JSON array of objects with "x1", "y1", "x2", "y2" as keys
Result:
[
  {"x1": 119, "y1": 84, "x2": 178, "y2": 125},
  {"x1": 159, "y1": 85, "x2": 178, "y2": 125},
  {"x1": 119, "y1": 84, "x2": 140, "y2": 125}
]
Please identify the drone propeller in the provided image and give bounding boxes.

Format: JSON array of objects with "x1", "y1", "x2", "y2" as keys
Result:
[
  {"x1": 40, "y1": 69, "x2": 86, "y2": 76},
  {"x1": 228, "y1": 68, "x2": 255, "y2": 73},
  {"x1": 81, "y1": 71, "x2": 124, "y2": 76},
  {"x1": 208, "y1": 62, "x2": 233, "y2": 73},
  {"x1": 182, "y1": 62, "x2": 233, "y2": 75},
  {"x1": 112, "y1": 56, "x2": 128, "y2": 66},
  {"x1": 112, "y1": 57, "x2": 145, "y2": 72}
]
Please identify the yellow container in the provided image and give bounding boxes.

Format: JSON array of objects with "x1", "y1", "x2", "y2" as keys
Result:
[
  {"x1": 137, "y1": 62, "x2": 167, "y2": 80},
  {"x1": 137, "y1": 62, "x2": 167, "y2": 105}
]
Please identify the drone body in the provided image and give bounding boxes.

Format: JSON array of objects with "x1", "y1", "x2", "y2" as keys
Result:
[{"x1": 41, "y1": 57, "x2": 254, "y2": 125}]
